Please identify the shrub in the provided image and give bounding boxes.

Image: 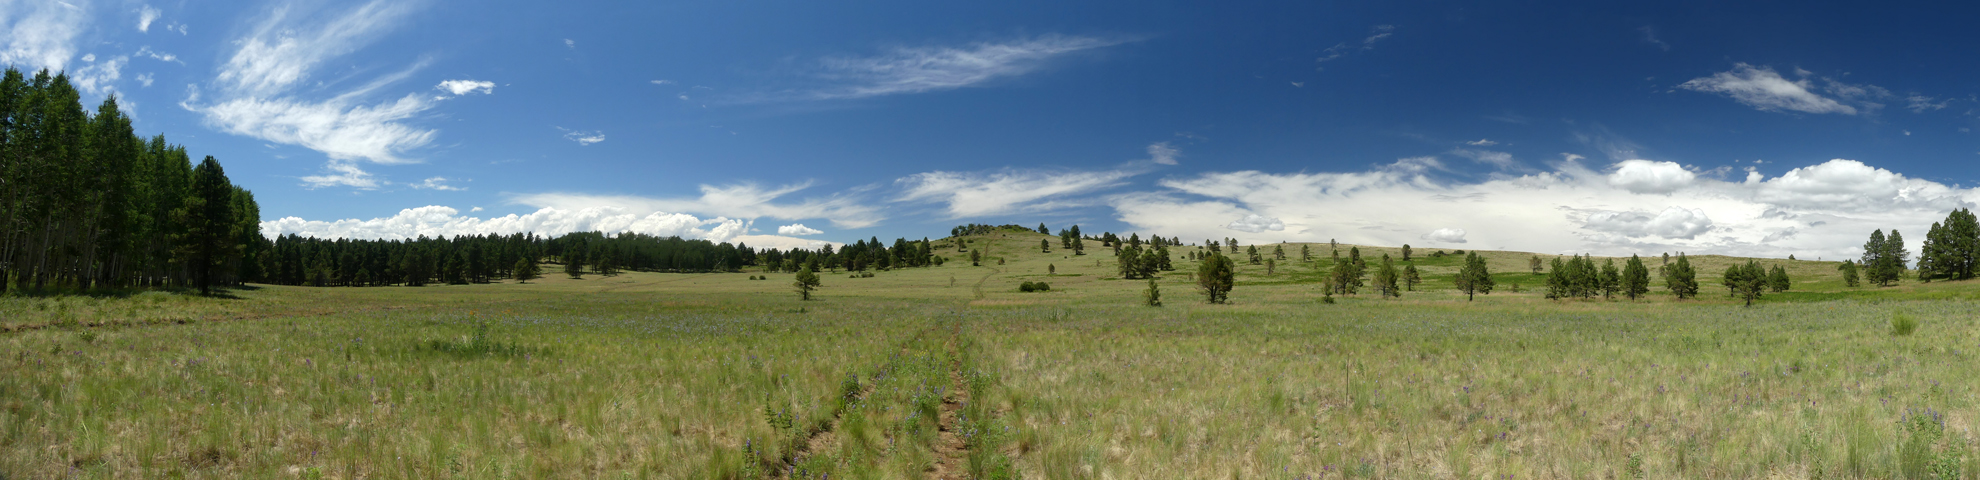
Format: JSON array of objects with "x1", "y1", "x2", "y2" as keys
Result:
[
  {"x1": 1018, "y1": 281, "x2": 1051, "y2": 292},
  {"x1": 1892, "y1": 314, "x2": 1919, "y2": 336}
]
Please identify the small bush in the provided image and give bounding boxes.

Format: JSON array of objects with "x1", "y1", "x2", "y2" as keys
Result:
[
  {"x1": 1019, "y1": 281, "x2": 1051, "y2": 292},
  {"x1": 1892, "y1": 314, "x2": 1919, "y2": 336}
]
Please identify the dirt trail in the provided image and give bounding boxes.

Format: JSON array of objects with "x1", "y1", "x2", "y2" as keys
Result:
[
  {"x1": 970, "y1": 266, "x2": 1000, "y2": 300},
  {"x1": 769, "y1": 324, "x2": 941, "y2": 478},
  {"x1": 927, "y1": 322, "x2": 974, "y2": 479}
]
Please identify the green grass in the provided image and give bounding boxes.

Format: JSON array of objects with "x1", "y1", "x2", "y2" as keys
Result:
[{"x1": 4, "y1": 231, "x2": 1980, "y2": 478}]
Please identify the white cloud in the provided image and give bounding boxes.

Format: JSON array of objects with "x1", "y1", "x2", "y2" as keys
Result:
[
  {"x1": 412, "y1": 176, "x2": 465, "y2": 191},
  {"x1": 261, "y1": 205, "x2": 752, "y2": 244},
  {"x1": 1225, "y1": 214, "x2": 1284, "y2": 233},
  {"x1": 1450, "y1": 148, "x2": 1516, "y2": 169},
  {"x1": 1465, "y1": 138, "x2": 1498, "y2": 146},
  {"x1": 1146, "y1": 142, "x2": 1180, "y2": 165},
  {"x1": 435, "y1": 79, "x2": 494, "y2": 96},
  {"x1": 136, "y1": 73, "x2": 154, "y2": 87},
  {"x1": 1638, "y1": 26, "x2": 1669, "y2": 51},
  {"x1": 730, "y1": 235, "x2": 843, "y2": 251},
  {"x1": 197, "y1": 94, "x2": 438, "y2": 165},
  {"x1": 138, "y1": 5, "x2": 161, "y2": 32},
  {"x1": 1678, "y1": 63, "x2": 1856, "y2": 115},
  {"x1": 895, "y1": 167, "x2": 1138, "y2": 218},
  {"x1": 1421, "y1": 228, "x2": 1468, "y2": 244},
  {"x1": 564, "y1": 38, "x2": 575, "y2": 49},
  {"x1": 1362, "y1": 25, "x2": 1395, "y2": 49},
  {"x1": 136, "y1": 46, "x2": 180, "y2": 64},
  {"x1": 1606, "y1": 159, "x2": 1696, "y2": 194},
  {"x1": 558, "y1": 128, "x2": 605, "y2": 146},
  {"x1": 804, "y1": 34, "x2": 1126, "y2": 100},
  {"x1": 650, "y1": 79, "x2": 673, "y2": 85},
  {"x1": 1582, "y1": 207, "x2": 1713, "y2": 239},
  {"x1": 1107, "y1": 156, "x2": 1980, "y2": 260},
  {"x1": 0, "y1": 0, "x2": 89, "y2": 72},
  {"x1": 73, "y1": 55, "x2": 127, "y2": 96},
  {"x1": 778, "y1": 224, "x2": 824, "y2": 236},
  {"x1": 1908, "y1": 95, "x2": 1951, "y2": 113},
  {"x1": 216, "y1": 0, "x2": 415, "y2": 96},
  {"x1": 300, "y1": 161, "x2": 382, "y2": 189},
  {"x1": 513, "y1": 181, "x2": 884, "y2": 229}
]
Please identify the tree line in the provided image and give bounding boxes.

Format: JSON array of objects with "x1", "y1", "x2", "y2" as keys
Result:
[{"x1": 0, "y1": 68, "x2": 264, "y2": 295}]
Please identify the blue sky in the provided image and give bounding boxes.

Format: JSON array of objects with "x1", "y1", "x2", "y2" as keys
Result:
[{"x1": 7, "y1": 0, "x2": 1979, "y2": 259}]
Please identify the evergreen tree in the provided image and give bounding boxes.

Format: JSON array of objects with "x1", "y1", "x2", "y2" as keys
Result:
[
  {"x1": 1728, "y1": 260, "x2": 1767, "y2": 307},
  {"x1": 1666, "y1": 254, "x2": 1699, "y2": 299},
  {"x1": 1455, "y1": 252, "x2": 1495, "y2": 301},
  {"x1": 1545, "y1": 257, "x2": 1569, "y2": 300},
  {"x1": 1041, "y1": 238, "x2": 1050, "y2": 253},
  {"x1": 1374, "y1": 254, "x2": 1400, "y2": 298},
  {"x1": 1196, "y1": 252, "x2": 1234, "y2": 304},
  {"x1": 514, "y1": 257, "x2": 540, "y2": 284},
  {"x1": 1403, "y1": 263, "x2": 1420, "y2": 291},
  {"x1": 1156, "y1": 244, "x2": 1173, "y2": 271},
  {"x1": 1599, "y1": 258, "x2": 1620, "y2": 299},
  {"x1": 1530, "y1": 255, "x2": 1544, "y2": 275},
  {"x1": 1038, "y1": 223, "x2": 1049, "y2": 234},
  {"x1": 1273, "y1": 244, "x2": 1285, "y2": 261},
  {"x1": 1301, "y1": 244, "x2": 1312, "y2": 262},
  {"x1": 1838, "y1": 260, "x2": 1861, "y2": 287},
  {"x1": 177, "y1": 157, "x2": 238, "y2": 295},
  {"x1": 564, "y1": 254, "x2": 584, "y2": 279},
  {"x1": 1266, "y1": 258, "x2": 1276, "y2": 275},
  {"x1": 1144, "y1": 277, "x2": 1162, "y2": 306},
  {"x1": 970, "y1": 248, "x2": 982, "y2": 266},
  {"x1": 1767, "y1": 264, "x2": 1791, "y2": 292},
  {"x1": 1919, "y1": 208, "x2": 1978, "y2": 281},
  {"x1": 1621, "y1": 254, "x2": 1650, "y2": 301},
  {"x1": 1401, "y1": 244, "x2": 1412, "y2": 261},
  {"x1": 1246, "y1": 245, "x2": 1261, "y2": 264},
  {"x1": 793, "y1": 267, "x2": 820, "y2": 300},
  {"x1": 1722, "y1": 264, "x2": 1742, "y2": 298}
]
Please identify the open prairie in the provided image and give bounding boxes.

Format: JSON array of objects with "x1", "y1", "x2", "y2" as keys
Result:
[{"x1": 6, "y1": 231, "x2": 1980, "y2": 479}]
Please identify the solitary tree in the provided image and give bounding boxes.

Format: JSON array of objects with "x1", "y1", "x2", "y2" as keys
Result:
[
  {"x1": 1403, "y1": 263, "x2": 1421, "y2": 291},
  {"x1": 514, "y1": 258, "x2": 541, "y2": 284},
  {"x1": 1666, "y1": 254, "x2": 1699, "y2": 299},
  {"x1": 1838, "y1": 260, "x2": 1861, "y2": 287},
  {"x1": 793, "y1": 267, "x2": 821, "y2": 300},
  {"x1": 1266, "y1": 258, "x2": 1276, "y2": 275},
  {"x1": 178, "y1": 157, "x2": 239, "y2": 296},
  {"x1": 1144, "y1": 278, "x2": 1162, "y2": 306},
  {"x1": 1402, "y1": 244, "x2": 1413, "y2": 261},
  {"x1": 1246, "y1": 245, "x2": 1262, "y2": 264},
  {"x1": 1455, "y1": 252, "x2": 1495, "y2": 301},
  {"x1": 1529, "y1": 255, "x2": 1544, "y2": 275},
  {"x1": 1041, "y1": 239, "x2": 1051, "y2": 253},
  {"x1": 1728, "y1": 260, "x2": 1768, "y2": 307},
  {"x1": 1038, "y1": 223, "x2": 1049, "y2": 234},
  {"x1": 1197, "y1": 252, "x2": 1235, "y2": 304},
  {"x1": 1374, "y1": 255, "x2": 1400, "y2": 299},
  {"x1": 1048, "y1": 263, "x2": 1056, "y2": 275},
  {"x1": 1301, "y1": 244, "x2": 1312, "y2": 262},
  {"x1": 970, "y1": 248, "x2": 982, "y2": 266},
  {"x1": 1273, "y1": 244, "x2": 1286, "y2": 261},
  {"x1": 1621, "y1": 254, "x2": 1650, "y2": 300}
]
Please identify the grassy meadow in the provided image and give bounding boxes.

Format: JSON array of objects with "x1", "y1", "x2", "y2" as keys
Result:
[{"x1": 5, "y1": 230, "x2": 1980, "y2": 479}]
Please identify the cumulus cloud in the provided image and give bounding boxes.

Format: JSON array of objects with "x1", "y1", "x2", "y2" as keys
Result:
[
  {"x1": 261, "y1": 205, "x2": 751, "y2": 244},
  {"x1": 1225, "y1": 214, "x2": 1284, "y2": 233},
  {"x1": 1678, "y1": 64, "x2": 1856, "y2": 115},
  {"x1": 801, "y1": 34, "x2": 1127, "y2": 100},
  {"x1": 778, "y1": 224, "x2": 824, "y2": 236},
  {"x1": 73, "y1": 55, "x2": 127, "y2": 96},
  {"x1": 895, "y1": 167, "x2": 1139, "y2": 218},
  {"x1": 1146, "y1": 142, "x2": 1180, "y2": 165},
  {"x1": 558, "y1": 128, "x2": 605, "y2": 145},
  {"x1": 1465, "y1": 138, "x2": 1498, "y2": 146},
  {"x1": 1606, "y1": 160, "x2": 1696, "y2": 194},
  {"x1": 1108, "y1": 156, "x2": 1980, "y2": 260},
  {"x1": 1582, "y1": 207, "x2": 1713, "y2": 239},
  {"x1": 435, "y1": 79, "x2": 494, "y2": 96},
  {"x1": 1421, "y1": 228, "x2": 1467, "y2": 244}
]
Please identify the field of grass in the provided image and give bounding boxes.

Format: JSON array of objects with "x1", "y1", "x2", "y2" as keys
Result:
[{"x1": 6, "y1": 230, "x2": 1980, "y2": 479}]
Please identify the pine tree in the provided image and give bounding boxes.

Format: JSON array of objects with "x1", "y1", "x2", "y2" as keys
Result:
[
  {"x1": 564, "y1": 254, "x2": 584, "y2": 279},
  {"x1": 1401, "y1": 244, "x2": 1412, "y2": 261},
  {"x1": 1041, "y1": 238, "x2": 1050, "y2": 253},
  {"x1": 1545, "y1": 257, "x2": 1569, "y2": 300},
  {"x1": 1722, "y1": 265, "x2": 1742, "y2": 298},
  {"x1": 1196, "y1": 252, "x2": 1235, "y2": 304},
  {"x1": 1838, "y1": 260, "x2": 1861, "y2": 287},
  {"x1": 1038, "y1": 223, "x2": 1049, "y2": 235},
  {"x1": 793, "y1": 267, "x2": 821, "y2": 300},
  {"x1": 1666, "y1": 254, "x2": 1698, "y2": 299},
  {"x1": 1266, "y1": 258, "x2": 1276, "y2": 275},
  {"x1": 1455, "y1": 252, "x2": 1495, "y2": 301},
  {"x1": 1301, "y1": 244, "x2": 1312, "y2": 262},
  {"x1": 1729, "y1": 260, "x2": 1767, "y2": 306},
  {"x1": 1621, "y1": 254, "x2": 1650, "y2": 301},
  {"x1": 1273, "y1": 244, "x2": 1285, "y2": 261},
  {"x1": 514, "y1": 257, "x2": 540, "y2": 284},
  {"x1": 1403, "y1": 263, "x2": 1420, "y2": 291},
  {"x1": 1246, "y1": 245, "x2": 1261, "y2": 264},
  {"x1": 1144, "y1": 278, "x2": 1162, "y2": 306},
  {"x1": 1767, "y1": 264, "x2": 1791, "y2": 292},
  {"x1": 177, "y1": 157, "x2": 238, "y2": 295},
  {"x1": 1530, "y1": 255, "x2": 1544, "y2": 275},
  {"x1": 1375, "y1": 254, "x2": 1400, "y2": 299},
  {"x1": 1599, "y1": 258, "x2": 1620, "y2": 299}
]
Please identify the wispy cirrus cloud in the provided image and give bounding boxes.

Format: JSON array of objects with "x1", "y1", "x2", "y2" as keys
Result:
[
  {"x1": 514, "y1": 181, "x2": 885, "y2": 229},
  {"x1": 895, "y1": 167, "x2": 1141, "y2": 218},
  {"x1": 1678, "y1": 63, "x2": 1886, "y2": 115},
  {"x1": 796, "y1": 34, "x2": 1128, "y2": 100}
]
